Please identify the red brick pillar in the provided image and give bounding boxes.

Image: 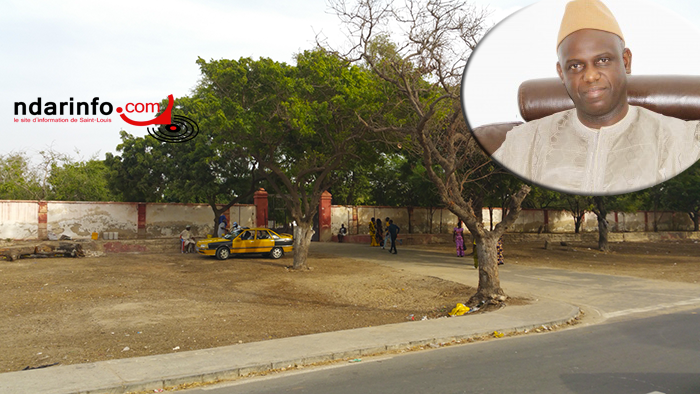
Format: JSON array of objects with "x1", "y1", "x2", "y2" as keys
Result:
[
  {"x1": 138, "y1": 203, "x2": 146, "y2": 239},
  {"x1": 38, "y1": 201, "x2": 48, "y2": 240},
  {"x1": 319, "y1": 191, "x2": 332, "y2": 242},
  {"x1": 254, "y1": 188, "x2": 268, "y2": 228}
]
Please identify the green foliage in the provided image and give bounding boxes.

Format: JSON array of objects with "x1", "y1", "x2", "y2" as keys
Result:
[
  {"x1": 523, "y1": 186, "x2": 566, "y2": 210},
  {"x1": 49, "y1": 159, "x2": 116, "y2": 201},
  {"x1": 193, "y1": 49, "x2": 388, "y2": 217},
  {"x1": 663, "y1": 162, "x2": 700, "y2": 213},
  {"x1": 1, "y1": 150, "x2": 115, "y2": 201},
  {"x1": 0, "y1": 152, "x2": 42, "y2": 200},
  {"x1": 368, "y1": 153, "x2": 440, "y2": 206},
  {"x1": 105, "y1": 131, "x2": 171, "y2": 202}
]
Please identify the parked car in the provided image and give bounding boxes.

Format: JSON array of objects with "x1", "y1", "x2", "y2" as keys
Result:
[{"x1": 195, "y1": 227, "x2": 293, "y2": 260}]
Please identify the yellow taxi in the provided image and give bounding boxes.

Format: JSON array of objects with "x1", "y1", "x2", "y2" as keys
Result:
[{"x1": 195, "y1": 227, "x2": 293, "y2": 260}]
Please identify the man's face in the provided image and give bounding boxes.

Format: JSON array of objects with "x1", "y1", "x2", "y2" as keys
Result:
[{"x1": 556, "y1": 29, "x2": 632, "y2": 128}]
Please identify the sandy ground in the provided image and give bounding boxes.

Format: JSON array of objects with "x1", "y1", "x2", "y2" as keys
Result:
[
  {"x1": 412, "y1": 239, "x2": 700, "y2": 284},
  {"x1": 1, "y1": 238, "x2": 698, "y2": 373},
  {"x1": 0, "y1": 250, "x2": 475, "y2": 372}
]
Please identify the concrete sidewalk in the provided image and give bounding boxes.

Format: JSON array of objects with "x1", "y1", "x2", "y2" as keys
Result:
[
  {"x1": 5, "y1": 241, "x2": 699, "y2": 394},
  {"x1": 319, "y1": 242, "x2": 700, "y2": 321},
  {"x1": 1, "y1": 298, "x2": 577, "y2": 394}
]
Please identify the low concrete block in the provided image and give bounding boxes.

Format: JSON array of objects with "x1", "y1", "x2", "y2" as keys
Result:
[{"x1": 238, "y1": 363, "x2": 272, "y2": 376}]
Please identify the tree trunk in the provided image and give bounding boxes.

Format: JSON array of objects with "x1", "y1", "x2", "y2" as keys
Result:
[
  {"x1": 574, "y1": 214, "x2": 582, "y2": 234},
  {"x1": 472, "y1": 195, "x2": 484, "y2": 224},
  {"x1": 689, "y1": 211, "x2": 699, "y2": 231},
  {"x1": 593, "y1": 197, "x2": 609, "y2": 252},
  {"x1": 576, "y1": 211, "x2": 586, "y2": 234},
  {"x1": 597, "y1": 217, "x2": 609, "y2": 251},
  {"x1": 292, "y1": 221, "x2": 315, "y2": 270},
  {"x1": 468, "y1": 234, "x2": 506, "y2": 305}
]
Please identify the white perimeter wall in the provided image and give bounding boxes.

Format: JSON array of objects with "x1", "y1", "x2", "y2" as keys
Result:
[
  {"x1": 48, "y1": 202, "x2": 137, "y2": 238},
  {"x1": 145, "y1": 204, "x2": 255, "y2": 238},
  {"x1": 0, "y1": 201, "x2": 38, "y2": 239}
]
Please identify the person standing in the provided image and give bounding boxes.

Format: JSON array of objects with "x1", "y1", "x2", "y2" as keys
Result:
[
  {"x1": 387, "y1": 219, "x2": 400, "y2": 254},
  {"x1": 217, "y1": 220, "x2": 228, "y2": 237},
  {"x1": 383, "y1": 217, "x2": 391, "y2": 250},
  {"x1": 338, "y1": 224, "x2": 347, "y2": 243},
  {"x1": 497, "y1": 236, "x2": 505, "y2": 265},
  {"x1": 369, "y1": 218, "x2": 378, "y2": 246},
  {"x1": 375, "y1": 218, "x2": 384, "y2": 248},
  {"x1": 453, "y1": 220, "x2": 465, "y2": 257}
]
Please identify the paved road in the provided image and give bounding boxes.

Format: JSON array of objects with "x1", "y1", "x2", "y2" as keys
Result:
[
  {"x1": 183, "y1": 307, "x2": 700, "y2": 394},
  {"x1": 312, "y1": 242, "x2": 700, "y2": 323}
]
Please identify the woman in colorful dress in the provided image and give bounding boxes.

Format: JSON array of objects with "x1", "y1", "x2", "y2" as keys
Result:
[
  {"x1": 369, "y1": 218, "x2": 378, "y2": 246},
  {"x1": 375, "y1": 218, "x2": 384, "y2": 247},
  {"x1": 496, "y1": 236, "x2": 504, "y2": 265},
  {"x1": 453, "y1": 220, "x2": 464, "y2": 257}
]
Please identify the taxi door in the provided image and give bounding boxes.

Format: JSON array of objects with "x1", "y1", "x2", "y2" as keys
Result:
[
  {"x1": 232, "y1": 229, "x2": 256, "y2": 253},
  {"x1": 253, "y1": 230, "x2": 275, "y2": 253}
]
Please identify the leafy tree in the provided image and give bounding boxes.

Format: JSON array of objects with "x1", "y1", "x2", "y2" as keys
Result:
[
  {"x1": 326, "y1": 0, "x2": 530, "y2": 305},
  {"x1": 106, "y1": 120, "x2": 261, "y2": 232},
  {"x1": 1, "y1": 149, "x2": 113, "y2": 201},
  {"x1": 193, "y1": 49, "x2": 387, "y2": 269},
  {"x1": 329, "y1": 162, "x2": 374, "y2": 206},
  {"x1": 563, "y1": 194, "x2": 590, "y2": 234},
  {"x1": 105, "y1": 132, "x2": 172, "y2": 202},
  {"x1": 369, "y1": 153, "x2": 440, "y2": 206},
  {"x1": 0, "y1": 152, "x2": 42, "y2": 200},
  {"x1": 523, "y1": 186, "x2": 564, "y2": 210},
  {"x1": 49, "y1": 158, "x2": 116, "y2": 201},
  {"x1": 658, "y1": 162, "x2": 700, "y2": 231}
]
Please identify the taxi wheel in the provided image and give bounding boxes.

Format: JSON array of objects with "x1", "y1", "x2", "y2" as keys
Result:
[
  {"x1": 215, "y1": 246, "x2": 230, "y2": 260},
  {"x1": 270, "y1": 247, "x2": 283, "y2": 259}
]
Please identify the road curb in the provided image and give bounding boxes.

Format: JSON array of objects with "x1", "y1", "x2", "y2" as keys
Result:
[{"x1": 0, "y1": 299, "x2": 580, "y2": 394}]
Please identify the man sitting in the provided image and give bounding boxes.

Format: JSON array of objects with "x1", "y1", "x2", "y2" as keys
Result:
[
  {"x1": 179, "y1": 225, "x2": 196, "y2": 253},
  {"x1": 338, "y1": 224, "x2": 348, "y2": 243}
]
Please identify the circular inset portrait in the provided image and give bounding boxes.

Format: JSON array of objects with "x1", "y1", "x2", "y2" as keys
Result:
[{"x1": 462, "y1": 0, "x2": 700, "y2": 196}]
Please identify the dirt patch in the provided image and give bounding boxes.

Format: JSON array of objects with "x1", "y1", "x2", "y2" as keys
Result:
[
  {"x1": 4, "y1": 237, "x2": 695, "y2": 374},
  {"x1": 0, "y1": 250, "x2": 476, "y2": 372},
  {"x1": 411, "y1": 239, "x2": 700, "y2": 284}
]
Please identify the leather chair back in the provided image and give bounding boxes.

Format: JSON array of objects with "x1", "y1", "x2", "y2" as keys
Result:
[{"x1": 472, "y1": 75, "x2": 700, "y2": 155}]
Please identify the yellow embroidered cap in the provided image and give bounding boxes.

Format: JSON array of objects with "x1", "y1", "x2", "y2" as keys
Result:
[{"x1": 557, "y1": 0, "x2": 624, "y2": 48}]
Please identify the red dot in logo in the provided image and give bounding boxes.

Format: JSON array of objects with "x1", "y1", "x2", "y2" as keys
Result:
[
  {"x1": 169, "y1": 126, "x2": 177, "y2": 131},
  {"x1": 116, "y1": 107, "x2": 123, "y2": 113}
]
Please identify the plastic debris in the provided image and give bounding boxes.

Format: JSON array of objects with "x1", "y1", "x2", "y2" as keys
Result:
[
  {"x1": 122, "y1": 347, "x2": 130, "y2": 352},
  {"x1": 172, "y1": 346, "x2": 180, "y2": 351},
  {"x1": 449, "y1": 303, "x2": 470, "y2": 316},
  {"x1": 493, "y1": 331, "x2": 504, "y2": 338},
  {"x1": 349, "y1": 358, "x2": 362, "y2": 363},
  {"x1": 22, "y1": 362, "x2": 59, "y2": 371}
]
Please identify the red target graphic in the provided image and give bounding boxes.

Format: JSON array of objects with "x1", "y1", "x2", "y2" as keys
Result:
[{"x1": 116, "y1": 94, "x2": 198, "y2": 143}]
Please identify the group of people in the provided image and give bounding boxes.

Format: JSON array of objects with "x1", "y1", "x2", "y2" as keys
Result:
[
  {"x1": 179, "y1": 214, "x2": 241, "y2": 253},
  {"x1": 368, "y1": 217, "x2": 400, "y2": 254},
  {"x1": 453, "y1": 220, "x2": 504, "y2": 268},
  {"x1": 216, "y1": 213, "x2": 241, "y2": 237}
]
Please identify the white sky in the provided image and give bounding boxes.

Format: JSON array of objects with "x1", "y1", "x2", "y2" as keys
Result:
[{"x1": 2, "y1": 0, "x2": 700, "y2": 161}]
